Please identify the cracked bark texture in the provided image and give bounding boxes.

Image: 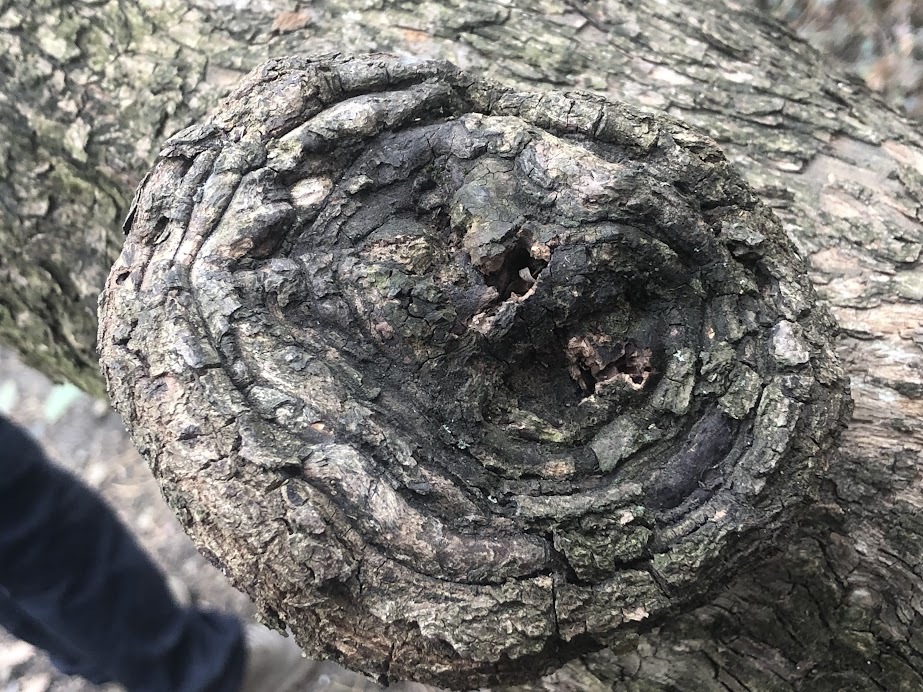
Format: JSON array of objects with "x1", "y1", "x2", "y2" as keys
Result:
[
  {"x1": 97, "y1": 53, "x2": 850, "y2": 688},
  {"x1": 2, "y1": 0, "x2": 923, "y2": 689}
]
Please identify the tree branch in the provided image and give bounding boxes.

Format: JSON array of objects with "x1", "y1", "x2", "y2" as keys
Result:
[{"x1": 98, "y1": 54, "x2": 851, "y2": 688}]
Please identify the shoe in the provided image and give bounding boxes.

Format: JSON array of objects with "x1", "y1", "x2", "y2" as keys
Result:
[{"x1": 239, "y1": 622, "x2": 321, "y2": 692}]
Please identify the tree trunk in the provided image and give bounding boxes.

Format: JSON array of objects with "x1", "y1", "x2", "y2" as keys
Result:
[{"x1": 4, "y1": 0, "x2": 923, "y2": 690}]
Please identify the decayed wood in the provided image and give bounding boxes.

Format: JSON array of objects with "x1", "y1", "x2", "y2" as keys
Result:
[
  {"x1": 2, "y1": 0, "x2": 922, "y2": 689},
  {"x1": 97, "y1": 54, "x2": 851, "y2": 687}
]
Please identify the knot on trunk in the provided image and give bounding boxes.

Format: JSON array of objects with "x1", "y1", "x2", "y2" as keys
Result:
[{"x1": 99, "y1": 54, "x2": 852, "y2": 688}]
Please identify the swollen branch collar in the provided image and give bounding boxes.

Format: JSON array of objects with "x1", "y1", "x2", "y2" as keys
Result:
[{"x1": 99, "y1": 53, "x2": 851, "y2": 689}]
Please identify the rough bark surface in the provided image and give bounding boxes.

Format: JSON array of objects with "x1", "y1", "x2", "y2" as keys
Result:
[
  {"x1": 97, "y1": 53, "x2": 850, "y2": 687},
  {"x1": 2, "y1": 0, "x2": 923, "y2": 690}
]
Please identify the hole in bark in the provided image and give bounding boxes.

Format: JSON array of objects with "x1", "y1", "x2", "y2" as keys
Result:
[
  {"x1": 607, "y1": 343, "x2": 654, "y2": 385},
  {"x1": 484, "y1": 246, "x2": 547, "y2": 300},
  {"x1": 578, "y1": 366, "x2": 597, "y2": 394},
  {"x1": 567, "y1": 338, "x2": 655, "y2": 395}
]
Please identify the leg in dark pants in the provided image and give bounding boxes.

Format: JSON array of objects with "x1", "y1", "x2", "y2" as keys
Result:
[{"x1": 0, "y1": 414, "x2": 245, "y2": 692}]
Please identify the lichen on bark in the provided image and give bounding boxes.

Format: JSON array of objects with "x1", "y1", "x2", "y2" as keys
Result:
[{"x1": 98, "y1": 54, "x2": 851, "y2": 688}]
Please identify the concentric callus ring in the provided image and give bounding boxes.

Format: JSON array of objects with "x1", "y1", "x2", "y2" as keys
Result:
[{"x1": 99, "y1": 54, "x2": 851, "y2": 688}]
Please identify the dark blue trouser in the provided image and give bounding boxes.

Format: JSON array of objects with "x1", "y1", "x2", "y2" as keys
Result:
[{"x1": 0, "y1": 414, "x2": 245, "y2": 691}]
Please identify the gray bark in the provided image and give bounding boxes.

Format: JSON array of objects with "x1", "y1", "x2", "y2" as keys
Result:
[
  {"x1": 97, "y1": 53, "x2": 852, "y2": 688},
  {"x1": 3, "y1": 0, "x2": 923, "y2": 690}
]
